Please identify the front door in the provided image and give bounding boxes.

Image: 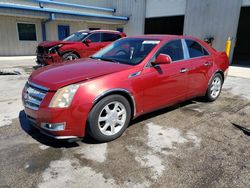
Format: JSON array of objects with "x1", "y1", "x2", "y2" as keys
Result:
[
  {"x1": 58, "y1": 25, "x2": 70, "y2": 40},
  {"x1": 142, "y1": 39, "x2": 189, "y2": 112},
  {"x1": 82, "y1": 33, "x2": 102, "y2": 57}
]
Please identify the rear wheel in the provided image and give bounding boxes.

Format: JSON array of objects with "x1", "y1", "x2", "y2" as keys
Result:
[
  {"x1": 205, "y1": 73, "x2": 223, "y2": 101},
  {"x1": 62, "y1": 52, "x2": 79, "y2": 61},
  {"x1": 87, "y1": 95, "x2": 131, "y2": 142}
]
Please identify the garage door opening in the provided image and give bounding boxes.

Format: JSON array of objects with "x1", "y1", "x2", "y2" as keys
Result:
[
  {"x1": 233, "y1": 7, "x2": 250, "y2": 67},
  {"x1": 144, "y1": 16, "x2": 184, "y2": 35}
]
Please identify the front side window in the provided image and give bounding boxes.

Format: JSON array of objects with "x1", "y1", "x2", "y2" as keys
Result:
[
  {"x1": 87, "y1": 33, "x2": 101, "y2": 42},
  {"x1": 186, "y1": 39, "x2": 209, "y2": 58},
  {"x1": 102, "y1": 33, "x2": 121, "y2": 42},
  {"x1": 156, "y1": 40, "x2": 184, "y2": 61},
  {"x1": 17, "y1": 23, "x2": 37, "y2": 41},
  {"x1": 91, "y1": 38, "x2": 160, "y2": 65},
  {"x1": 63, "y1": 32, "x2": 89, "y2": 41}
]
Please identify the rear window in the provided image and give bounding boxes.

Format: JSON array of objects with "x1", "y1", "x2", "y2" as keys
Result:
[
  {"x1": 102, "y1": 33, "x2": 121, "y2": 42},
  {"x1": 186, "y1": 40, "x2": 209, "y2": 58}
]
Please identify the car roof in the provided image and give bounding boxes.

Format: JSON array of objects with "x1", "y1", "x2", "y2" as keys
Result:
[
  {"x1": 129, "y1": 35, "x2": 216, "y2": 53},
  {"x1": 125, "y1": 35, "x2": 178, "y2": 40},
  {"x1": 77, "y1": 30, "x2": 122, "y2": 34},
  {"x1": 126, "y1": 34, "x2": 199, "y2": 41}
]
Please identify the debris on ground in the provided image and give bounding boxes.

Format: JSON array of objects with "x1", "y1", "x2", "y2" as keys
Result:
[{"x1": 0, "y1": 68, "x2": 24, "y2": 75}]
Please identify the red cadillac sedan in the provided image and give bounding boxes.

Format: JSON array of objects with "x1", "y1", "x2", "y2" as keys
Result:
[{"x1": 22, "y1": 35, "x2": 229, "y2": 142}]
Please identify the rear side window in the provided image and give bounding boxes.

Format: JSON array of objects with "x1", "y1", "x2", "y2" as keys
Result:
[
  {"x1": 102, "y1": 33, "x2": 121, "y2": 42},
  {"x1": 186, "y1": 40, "x2": 209, "y2": 58},
  {"x1": 87, "y1": 33, "x2": 101, "y2": 42},
  {"x1": 157, "y1": 40, "x2": 184, "y2": 61}
]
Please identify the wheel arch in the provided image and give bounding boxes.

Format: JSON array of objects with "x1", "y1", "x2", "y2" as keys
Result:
[
  {"x1": 208, "y1": 69, "x2": 224, "y2": 86},
  {"x1": 214, "y1": 70, "x2": 224, "y2": 83},
  {"x1": 92, "y1": 88, "x2": 136, "y2": 119},
  {"x1": 61, "y1": 50, "x2": 80, "y2": 58},
  {"x1": 205, "y1": 69, "x2": 224, "y2": 101}
]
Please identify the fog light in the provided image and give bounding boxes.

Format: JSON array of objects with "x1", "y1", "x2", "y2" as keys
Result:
[{"x1": 41, "y1": 122, "x2": 65, "y2": 131}]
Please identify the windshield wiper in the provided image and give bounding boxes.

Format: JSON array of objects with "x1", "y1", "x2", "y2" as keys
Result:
[{"x1": 90, "y1": 56, "x2": 119, "y2": 63}]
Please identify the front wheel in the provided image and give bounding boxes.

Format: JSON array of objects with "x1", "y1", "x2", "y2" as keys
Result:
[
  {"x1": 62, "y1": 52, "x2": 79, "y2": 61},
  {"x1": 205, "y1": 73, "x2": 223, "y2": 101},
  {"x1": 87, "y1": 95, "x2": 131, "y2": 142}
]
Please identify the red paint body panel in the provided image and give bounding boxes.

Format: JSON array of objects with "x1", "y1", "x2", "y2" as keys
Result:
[
  {"x1": 30, "y1": 59, "x2": 132, "y2": 90},
  {"x1": 184, "y1": 56, "x2": 214, "y2": 97},
  {"x1": 23, "y1": 35, "x2": 229, "y2": 139},
  {"x1": 141, "y1": 62, "x2": 189, "y2": 112}
]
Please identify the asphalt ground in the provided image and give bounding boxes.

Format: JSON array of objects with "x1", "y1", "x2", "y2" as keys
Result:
[{"x1": 0, "y1": 59, "x2": 249, "y2": 188}]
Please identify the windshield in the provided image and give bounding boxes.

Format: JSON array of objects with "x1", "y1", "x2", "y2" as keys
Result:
[
  {"x1": 63, "y1": 32, "x2": 89, "y2": 41},
  {"x1": 91, "y1": 38, "x2": 160, "y2": 65}
]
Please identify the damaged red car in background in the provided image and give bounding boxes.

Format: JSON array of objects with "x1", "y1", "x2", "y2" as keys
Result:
[
  {"x1": 23, "y1": 35, "x2": 229, "y2": 142},
  {"x1": 36, "y1": 30, "x2": 126, "y2": 65}
]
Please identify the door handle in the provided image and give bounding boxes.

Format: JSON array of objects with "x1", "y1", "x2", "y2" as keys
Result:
[
  {"x1": 204, "y1": 62, "x2": 212, "y2": 66},
  {"x1": 180, "y1": 68, "x2": 188, "y2": 73}
]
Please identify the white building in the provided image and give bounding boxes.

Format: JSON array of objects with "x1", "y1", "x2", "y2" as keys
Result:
[
  {"x1": 0, "y1": 0, "x2": 249, "y2": 66},
  {"x1": 0, "y1": 0, "x2": 146, "y2": 56}
]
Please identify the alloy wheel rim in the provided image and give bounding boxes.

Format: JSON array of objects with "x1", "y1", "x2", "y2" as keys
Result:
[
  {"x1": 66, "y1": 55, "x2": 77, "y2": 60},
  {"x1": 210, "y1": 77, "x2": 222, "y2": 98},
  {"x1": 98, "y1": 101, "x2": 127, "y2": 136}
]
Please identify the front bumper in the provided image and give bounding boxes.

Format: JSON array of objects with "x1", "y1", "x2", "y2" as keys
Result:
[
  {"x1": 22, "y1": 86, "x2": 90, "y2": 139},
  {"x1": 27, "y1": 115, "x2": 78, "y2": 139},
  {"x1": 24, "y1": 106, "x2": 87, "y2": 139},
  {"x1": 36, "y1": 53, "x2": 62, "y2": 65}
]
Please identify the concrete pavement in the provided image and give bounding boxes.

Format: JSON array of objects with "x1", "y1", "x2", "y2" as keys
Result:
[
  {"x1": 0, "y1": 58, "x2": 250, "y2": 188},
  {"x1": 228, "y1": 65, "x2": 250, "y2": 79}
]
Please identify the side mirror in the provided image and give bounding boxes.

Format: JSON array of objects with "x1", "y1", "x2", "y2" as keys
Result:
[
  {"x1": 154, "y1": 53, "x2": 172, "y2": 65},
  {"x1": 84, "y1": 39, "x2": 91, "y2": 45}
]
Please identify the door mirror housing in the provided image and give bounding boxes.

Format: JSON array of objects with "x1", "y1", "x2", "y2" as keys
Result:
[
  {"x1": 154, "y1": 54, "x2": 172, "y2": 65},
  {"x1": 84, "y1": 39, "x2": 91, "y2": 45}
]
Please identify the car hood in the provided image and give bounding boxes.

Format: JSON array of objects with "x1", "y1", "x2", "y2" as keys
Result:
[
  {"x1": 29, "y1": 58, "x2": 132, "y2": 91},
  {"x1": 38, "y1": 41, "x2": 81, "y2": 48}
]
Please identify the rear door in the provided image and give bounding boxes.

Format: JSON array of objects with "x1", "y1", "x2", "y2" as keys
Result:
[
  {"x1": 141, "y1": 39, "x2": 190, "y2": 112},
  {"x1": 183, "y1": 39, "x2": 214, "y2": 97}
]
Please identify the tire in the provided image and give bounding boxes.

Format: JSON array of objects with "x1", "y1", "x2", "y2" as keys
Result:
[
  {"x1": 62, "y1": 52, "x2": 79, "y2": 61},
  {"x1": 205, "y1": 73, "x2": 223, "y2": 102},
  {"x1": 87, "y1": 95, "x2": 131, "y2": 142}
]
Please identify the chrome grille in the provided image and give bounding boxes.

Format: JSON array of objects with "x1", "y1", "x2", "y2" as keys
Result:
[{"x1": 23, "y1": 82, "x2": 48, "y2": 110}]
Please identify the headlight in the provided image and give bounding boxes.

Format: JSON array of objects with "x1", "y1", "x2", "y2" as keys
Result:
[
  {"x1": 48, "y1": 44, "x2": 63, "y2": 54},
  {"x1": 49, "y1": 84, "x2": 80, "y2": 108}
]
